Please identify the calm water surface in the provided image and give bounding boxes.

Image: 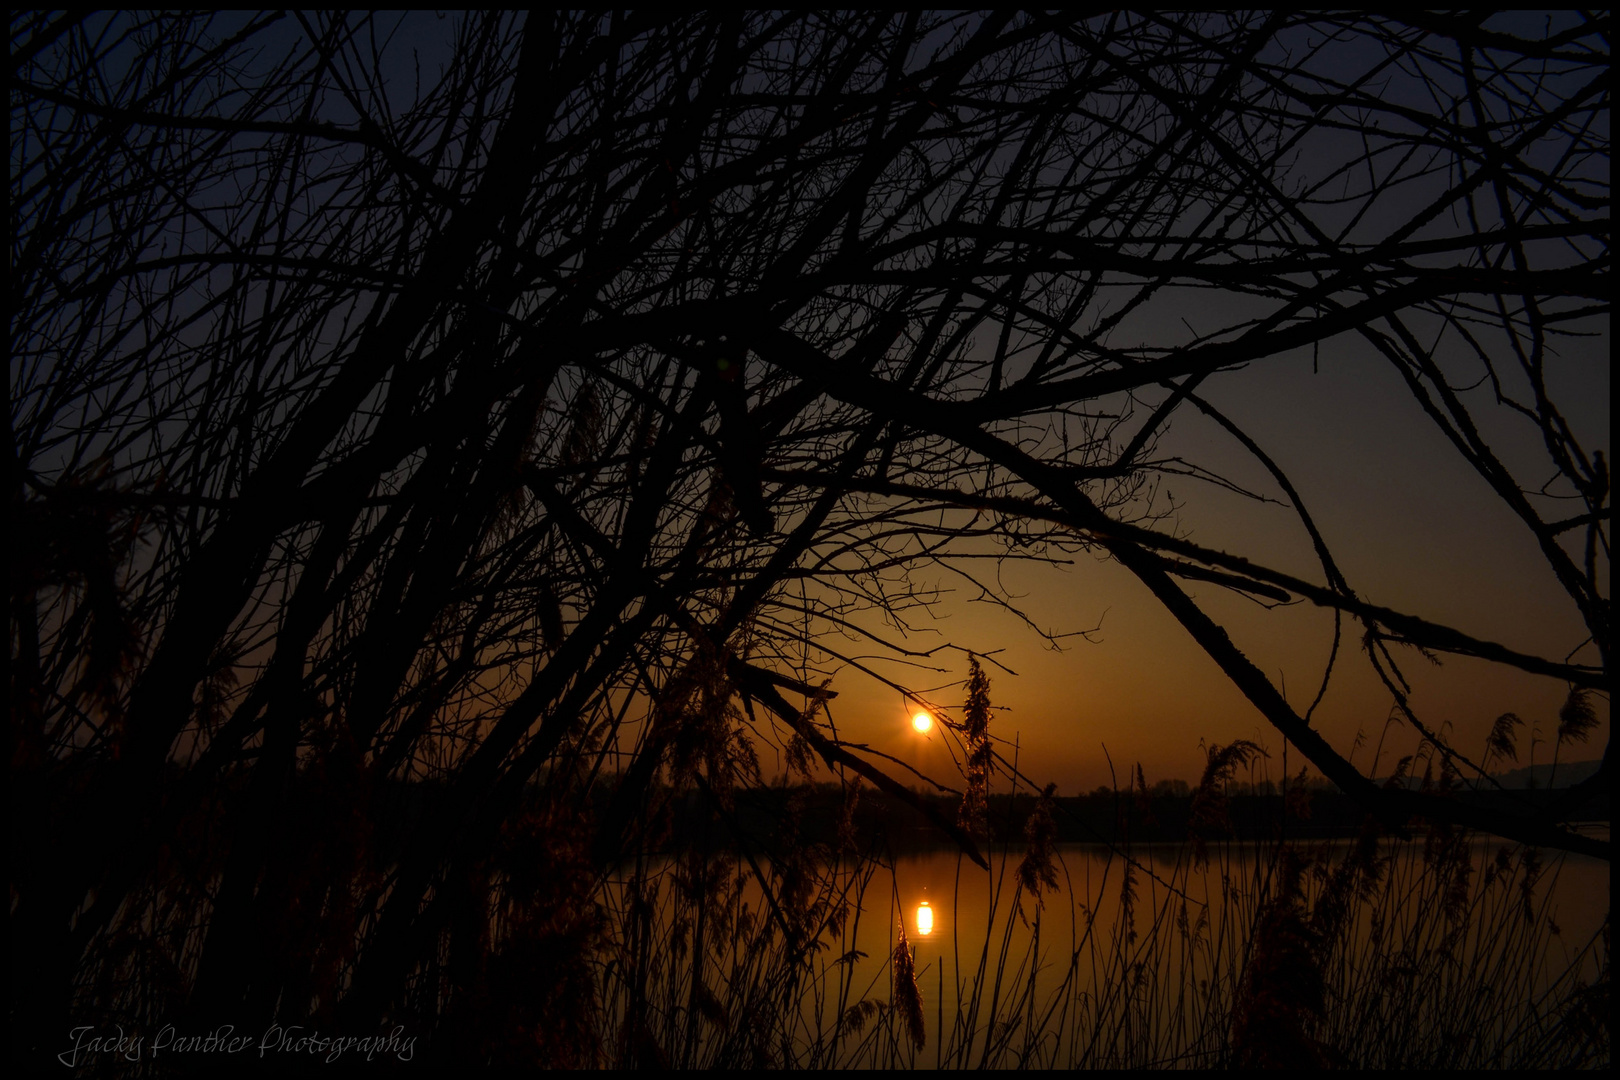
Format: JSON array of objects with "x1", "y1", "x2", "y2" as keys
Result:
[
  {"x1": 606, "y1": 832, "x2": 1608, "y2": 1067},
  {"x1": 815, "y1": 837, "x2": 1609, "y2": 1066}
]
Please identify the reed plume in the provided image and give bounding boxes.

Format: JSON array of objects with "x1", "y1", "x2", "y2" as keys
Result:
[
  {"x1": 957, "y1": 656, "x2": 994, "y2": 837},
  {"x1": 1016, "y1": 783, "x2": 1061, "y2": 909},
  {"x1": 1189, "y1": 739, "x2": 1265, "y2": 865},
  {"x1": 1557, "y1": 690, "x2": 1599, "y2": 745},
  {"x1": 892, "y1": 923, "x2": 926, "y2": 1052},
  {"x1": 1231, "y1": 848, "x2": 1331, "y2": 1069},
  {"x1": 1486, "y1": 712, "x2": 1524, "y2": 766}
]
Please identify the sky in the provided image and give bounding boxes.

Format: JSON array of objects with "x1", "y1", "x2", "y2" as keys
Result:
[
  {"x1": 740, "y1": 12, "x2": 1610, "y2": 794},
  {"x1": 809, "y1": 303, "x2": 1609, "y2": 794}
]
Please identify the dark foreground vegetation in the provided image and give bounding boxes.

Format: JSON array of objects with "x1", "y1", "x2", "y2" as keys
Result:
[
  {"x1": 29, "y1": 741, "x2": 1614, "y2": 1071},
  {"x1": 10, "y1": 10, "x2": 1609, "y2": 1071}
]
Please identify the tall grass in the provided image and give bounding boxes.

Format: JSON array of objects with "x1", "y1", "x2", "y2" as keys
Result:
[
  {"x1": 65, "y1": 765, "x2": 1608, "y2": 1071},
  {"x1": 580, "y1": 792, "x2": 1609, "y2": 1069}
]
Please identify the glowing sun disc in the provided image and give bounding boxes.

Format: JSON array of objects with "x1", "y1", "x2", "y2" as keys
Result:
[{"x1": 911, "y1": 712, "x2": 933, "y2": 733}]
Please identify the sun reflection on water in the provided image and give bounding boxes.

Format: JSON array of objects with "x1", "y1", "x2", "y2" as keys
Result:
[{"x1": 916, "y1": 900, "x2": 934, "y2": 936}]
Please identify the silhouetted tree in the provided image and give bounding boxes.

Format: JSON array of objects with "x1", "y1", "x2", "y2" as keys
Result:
[{"x1": 9, "y1": 9, "x2": 1608, "y2": 1067}]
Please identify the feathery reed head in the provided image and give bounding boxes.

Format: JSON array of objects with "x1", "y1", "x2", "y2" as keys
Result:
[{"x1": 892, "y1": 923, "x2": 926, "y2": 1052}]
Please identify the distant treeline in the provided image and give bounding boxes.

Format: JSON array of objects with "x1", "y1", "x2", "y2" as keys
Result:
[
  {"x1": 729, "y1": 782, "x2": 1611, "y2": 850},
  {"x1": 360, "y1": 769, "x2": 1610, "y2": 864},
  {"x1": 1488, "y1": 758, "x2": 1603, "y2": 791}
]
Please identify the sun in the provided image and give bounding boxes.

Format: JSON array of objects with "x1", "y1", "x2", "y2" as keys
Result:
[{"x1": 911, "y1": 711, "x2": 933, "y2": 734}]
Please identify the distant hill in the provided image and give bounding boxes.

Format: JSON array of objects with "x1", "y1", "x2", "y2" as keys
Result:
[{"x1": 1490, "y1": 758, "x2": 1602, "y2": 790}]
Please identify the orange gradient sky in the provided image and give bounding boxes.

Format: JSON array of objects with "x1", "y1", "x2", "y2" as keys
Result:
[{"x1": 801, "y1": 318, "x2": 1609, "y2": 793}]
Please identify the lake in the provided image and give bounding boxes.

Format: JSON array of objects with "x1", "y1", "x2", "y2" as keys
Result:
[{"x1": 600, "y1": 833, "x2": 1610, "y2": 1068}]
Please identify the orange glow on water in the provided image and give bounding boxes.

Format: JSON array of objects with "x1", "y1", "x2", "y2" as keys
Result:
[{"x1": 916, "y1": 901, "x2": 934, "y2": 936}]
